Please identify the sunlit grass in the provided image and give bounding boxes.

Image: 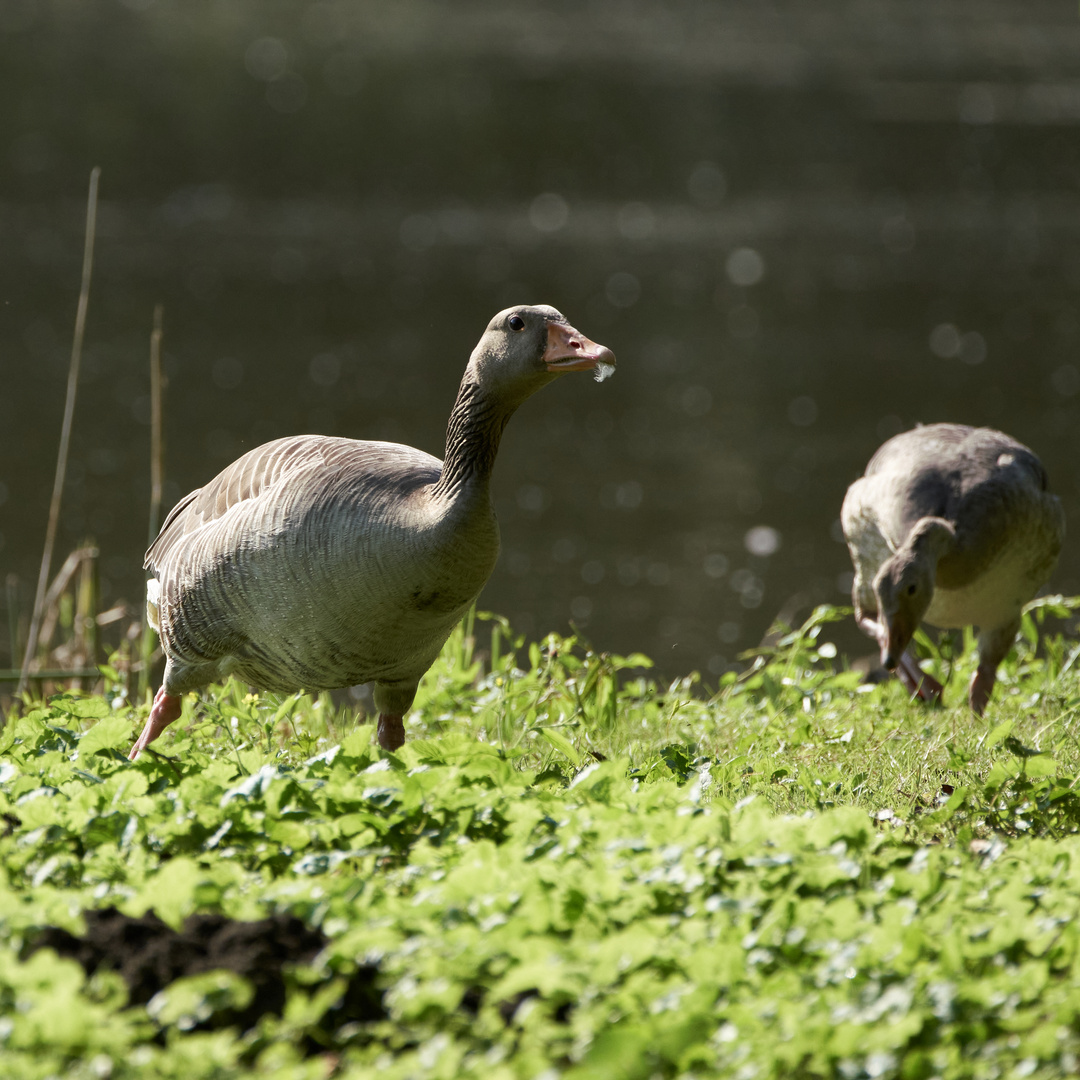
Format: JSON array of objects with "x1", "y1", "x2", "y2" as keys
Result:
[{"x1": 4, "y1": 600, "x2": 1080, "y2": 1078}]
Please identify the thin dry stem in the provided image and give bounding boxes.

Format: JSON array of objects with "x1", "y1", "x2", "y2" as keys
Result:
[
  {"x1": 5, "y1": 574, "x2": 18, "y2": 669},
  {"x1": 35, "y1": 546, "x2": 98, "y2": 658},
  {"x1": 18, "y1": 167, "x2": 101, "y2": 697},
  {"x1": 141, "y1": 304, "x2": 165, "y2": 701},
  {"x1": 148, "y1": 304, "x2": 164, "y2": 547}
]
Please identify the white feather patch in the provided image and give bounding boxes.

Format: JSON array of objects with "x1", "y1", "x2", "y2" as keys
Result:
[
  {"x1": 593, "y1": 360, "x2": 616, "y2": 383},
  {"x1": 145, "y1": 577, "x2": 161, "y2": 632}
]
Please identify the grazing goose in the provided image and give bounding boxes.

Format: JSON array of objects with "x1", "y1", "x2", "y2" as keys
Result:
[
  {"x1": 841, "y1": 423, "x2": 1064, "y2": 713},
  {"x1": 130, "y1": 305, "x2": 615, "y2": 759}
]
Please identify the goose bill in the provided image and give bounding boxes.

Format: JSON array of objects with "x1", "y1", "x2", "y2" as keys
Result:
[
  {"x1": 543, "y1": 323, "x2": 616, "y2": 373},
  {"x1": 882, "y1": 613, "x2": 916, "y2": 670}
]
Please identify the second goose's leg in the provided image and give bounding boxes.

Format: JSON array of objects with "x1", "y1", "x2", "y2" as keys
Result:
[
  {"x1": 969, "y1": 619, "x2": 1020, "y2": 715},
  {"x1": 858, "y1": 613, "x2": 942, "y2": 702},
  {"x1": 896, "y1": 649, "x2": 943, "y2": 703}
]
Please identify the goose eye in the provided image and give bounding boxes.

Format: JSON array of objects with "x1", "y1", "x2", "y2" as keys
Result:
[
  {"x1": 508, "y1": 314, "x2": 526, "y2": 332},
  {"x1": 906, "y1": 583, "x2": 917, "y2": 596}
]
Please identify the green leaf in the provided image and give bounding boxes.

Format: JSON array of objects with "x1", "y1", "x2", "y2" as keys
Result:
[
  {"x1": 266, "y1": 818, "x2": 311, "y2": 850},
  {"x1": 53, "y1": 694, "x2": 110, "y2": 719},
  {"x1": 339, "y1": 727, "x2": 374, "y2": 759},
  {"x1": 539, "y1": 727, "x2": 583, "y2": 766},
  {"x1": 78, "y1": 715, "x2": 132, "y2": 757},
  {"x1": 984, "y1": 760, "x2": 1015, "y2": 789},
  {"x1": 614, "y1": 653, "x2": 653, "y2": 670},
  {"x1": 337, "y1": 812, "x2": 378, "y2": 839},
  {"x1": 1021, "y1": 755, "x2": 1059, "y2": 778},
  {"x1": 924, "y1": 786, "x2": 969, "y2": 825},
  {"x1": 146, "y1": 970, "x2": 254, "y2": 1028},
  {"x1": 140, "y1": 857, "x2": 202, "y2": 927},
  {"x1": 983, "y1": 719, "x2": 1015, "y2": 751}
]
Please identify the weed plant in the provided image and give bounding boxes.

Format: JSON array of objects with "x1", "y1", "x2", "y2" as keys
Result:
[{"x1": 3, "y1": 602, "x2": 1080, "y2": 1078}]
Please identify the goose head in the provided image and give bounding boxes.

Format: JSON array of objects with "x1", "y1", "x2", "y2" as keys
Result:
[
  {"x1": 873, "y1": 552, "x2": 936, "y2": 670},
  {"x1": 467, "y1": 304, "x2": 616, "y2": 406},
  {"x1": 873, "y1": 516, "x2": 956, "y2": 670}
]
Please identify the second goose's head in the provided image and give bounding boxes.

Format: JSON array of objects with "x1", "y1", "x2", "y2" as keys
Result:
[{"x1": 873, "y1": 516, "x2": 956, "y2": 670}]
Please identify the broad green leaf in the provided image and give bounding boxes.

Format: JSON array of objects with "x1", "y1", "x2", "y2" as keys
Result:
[
  {"x1": 983, "y1": 719, "x2": 1015, "y2": 750},
  {"x1": 266, "y1": 818, "x2": 311, "y2": 850},
  {"x1": 1021, "y1": 755, "x2": 1059, "y2": 778},
  {"x1": 147, "y1": 970, "x2": 253, "y2": 1028},
  {"x1": 53, "y1": 695, "x2": 110, "y2": 720},
  {"x1": 78, "y1": 715, "x2": 133, "y2": 757},
  {"x1": 539, "y1": 727, "x2": 583, "y2": 766},
  {"x1": 140, "y1": 857, "x2": 202, "y2": 927}
]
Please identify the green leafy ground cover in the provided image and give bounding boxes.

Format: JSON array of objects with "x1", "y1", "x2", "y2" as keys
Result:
[{"x1": 4, "y1": 603, "x2": 1080, "y2": 1078}]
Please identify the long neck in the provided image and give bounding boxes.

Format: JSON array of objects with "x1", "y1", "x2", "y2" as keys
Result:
[
  {"x1": 434, "y1": 375, "x2": 515, "y2": 497},
  {"x1": 905, "y1": 516, "x2": 956, "y2": 564}
]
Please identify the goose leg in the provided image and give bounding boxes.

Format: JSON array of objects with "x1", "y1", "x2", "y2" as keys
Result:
[
  {"x1": 968, "y1": 667, "x2": 995, "y2": 717},
  {"x1": 372, "y1": 681, "x2": 416, "y2": 752},
  {"x1": 376, "y1": 713, "x2": 405, "y2": 751},
  {"x1": 969, "y1": 618, "x2": 1020, "y2": 715},
  {"x1": 896, "y1": 649, "x2": 943, "y2": 704},
  {"x1": 856, "y1": 613, "x2": 885, "y2": 644},
  {"x1": 129, "y1": 687, "x2": 183, "y2": 760}
]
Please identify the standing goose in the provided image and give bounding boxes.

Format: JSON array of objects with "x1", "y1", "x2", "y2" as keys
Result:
[
  {"x1": 841, "y1": 423, "x2": 1064, "y2": 713},
  {"x1": 130, "y1": 305, "x2": 615, "y2": 759}
]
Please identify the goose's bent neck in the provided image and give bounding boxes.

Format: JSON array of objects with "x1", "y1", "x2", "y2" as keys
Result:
[
  {"x1": 898, "y1": 515, "x2": 957, "y2": 571},
  {"x1": 433, "y1": 375, "x2": 516, "y2": 498}
]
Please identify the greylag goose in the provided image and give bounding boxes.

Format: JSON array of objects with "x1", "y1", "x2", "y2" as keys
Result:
[
  {"x1": 841, "y1": 423, "x2": 1064, "y2": 714},
  {"x1": 130, "y1": 305, "x2": 615, "y2": 759}
]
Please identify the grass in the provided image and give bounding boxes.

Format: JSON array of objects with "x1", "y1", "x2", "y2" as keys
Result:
[{"x1": 3, "y1": 601, "x2": 1080, "y2": 1078}]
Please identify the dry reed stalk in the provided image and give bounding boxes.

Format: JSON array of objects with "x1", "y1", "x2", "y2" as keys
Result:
[
  {"x1": 140, "y1": 305, "x2": 165, "y2": 700},
  {"x1": 148, "y1": 304, "x2": 164, "y2": 546},
  {"x1": 35, "y1": 546, "x2": 98, "y2": 659},
  {"x1": 5, "y1": 574, "x2": 18, "y2": 668},
  {"x1": 75, "y1": 546, "x2": 100, "y2": 673},
  {"x1": 18, "y1": 167, "x2": 101, "y2": 697}
]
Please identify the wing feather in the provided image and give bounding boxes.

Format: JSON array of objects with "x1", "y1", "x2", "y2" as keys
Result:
[{"x1": 144, "y1": 436, "x2": 441, "y2": 572}]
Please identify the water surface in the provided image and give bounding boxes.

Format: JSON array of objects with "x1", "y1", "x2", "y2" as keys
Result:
[{"x1": 2, "y1": 0, "x2": 1080, "y2": 682}]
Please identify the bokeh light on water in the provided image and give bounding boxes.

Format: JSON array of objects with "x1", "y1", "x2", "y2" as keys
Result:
[{"x1": 2, "y1": 1, "x2": 1080, "y2": 682}]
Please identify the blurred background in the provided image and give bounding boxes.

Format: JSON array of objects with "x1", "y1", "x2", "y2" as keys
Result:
[{"x1": 2, "y1": 0, "x2": 1080, "y2": 687}]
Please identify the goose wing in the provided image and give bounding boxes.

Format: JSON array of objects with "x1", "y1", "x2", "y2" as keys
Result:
[{"x1": 145, "y1": 435, "x2": 443, "y2": 573}]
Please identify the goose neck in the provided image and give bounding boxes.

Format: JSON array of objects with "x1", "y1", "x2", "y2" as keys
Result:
[
  {"x1": 905, "y1": 516, "x2": 957, "y2": 567},
  {"x1": 435, "y1": 377, "x2": 514, "y2": 496}
]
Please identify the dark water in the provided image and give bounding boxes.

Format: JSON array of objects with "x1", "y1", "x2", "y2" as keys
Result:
[{"x1": 3, "y1": 0, "x2": 1080, "y2": 683}]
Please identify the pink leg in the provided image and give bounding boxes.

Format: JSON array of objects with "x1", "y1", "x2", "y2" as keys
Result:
[
  {"x1": 129, "y1": 686, "x2": 183, "y2": 760},
  {"x1": 966, "y1": 621, "x2": 1017, "y2": 716},
  {"x1": 376, "y1": 712, "x2": 405, "y2": 751},
  {"x1": 858, "y1": 614, "x2": 942, "y2": 703},
  {"x1": 857, "y1": 614, "x2": 886, "y2": 646},
  {"x1": 968, "y1": 665, "x2": 995, "y2": 716},
  {"x1": 896, "y1": 649, "x2": 943, "y2": 703}
]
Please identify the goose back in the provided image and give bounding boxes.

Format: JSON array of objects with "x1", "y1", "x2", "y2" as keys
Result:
[{"x1": 862, "y1": 425, "x2": 1053, "y2": 577}]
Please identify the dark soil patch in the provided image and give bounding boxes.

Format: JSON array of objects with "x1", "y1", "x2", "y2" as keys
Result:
[
  {"x1": 30, "y1": 907, "x2": 384, "y2": 1034},
  {"x1": 461, "y1": 984, "x2": 574, "y2": 1026}
]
